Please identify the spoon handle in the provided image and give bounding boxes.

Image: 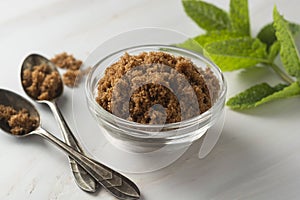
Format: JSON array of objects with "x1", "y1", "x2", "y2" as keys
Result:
[
  {"x1": 45, "y1": 100, "x2": 97, "y2": 192},
  {"x1": 34, "y1": 127, "x2": 140, "y2": 200}
]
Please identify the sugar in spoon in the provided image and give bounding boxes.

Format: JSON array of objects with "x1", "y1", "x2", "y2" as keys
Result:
[
  {"x1": 0, "y1": 88, "x2": 140, "y2": 200},
  {"x1": 20, "y1": 53, "x2": 97, "y2": 192}
]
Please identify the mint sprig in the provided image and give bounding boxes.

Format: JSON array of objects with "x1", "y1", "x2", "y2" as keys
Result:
[{"x1": 179, "y1": 0, "x2": 300, "y2": 109}]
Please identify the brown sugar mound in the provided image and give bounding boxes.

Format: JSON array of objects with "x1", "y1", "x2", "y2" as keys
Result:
[
  {"x1": 96, "y1": 52, "x2": 219, "y2": 124},
  {"x1": 0, "y1": 105, "x2": 38, "y2": 135},
  {"x1": 22, "y1": 63, "x2": 62, "y2": 100},
  {"x1": 62, "y1": 70, "x2": 82, "y2": 87},
  {"x1": 51, "y1": 52, "x2": 84, "y2": 88},
  {"x1": 51, "y1": 52, "x2": 82, "y2": 70}
]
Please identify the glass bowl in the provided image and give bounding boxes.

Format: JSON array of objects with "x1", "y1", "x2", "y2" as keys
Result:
[{"x1": 85, "y1": 44, "x2": 227, "y2": 154}]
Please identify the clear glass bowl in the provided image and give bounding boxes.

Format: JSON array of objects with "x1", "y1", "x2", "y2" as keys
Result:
[{"x1": 85, "y1": 44, "x2": 226, "y2": 153}]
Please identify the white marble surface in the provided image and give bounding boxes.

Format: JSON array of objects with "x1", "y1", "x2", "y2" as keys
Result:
[{"x1": 1, "y1": 0, "x2": 300, "y2": 199}]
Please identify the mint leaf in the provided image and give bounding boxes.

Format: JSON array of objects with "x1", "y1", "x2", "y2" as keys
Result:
[
  {"x1": 257, "y1": 82, "x2": 300, "y2": 106},
  {"x1": 194, "y1": 30, "x2": 242, "y2": 47},
  {"x1": 204, "y1": 37, "x2": 268, "y2": 71},
  {"x1": 175, "y1": 38, "x2": 203, "y2": 53},
  {"x1": 257, "y1": 22, "x2": 300, "y2": 49},
  {"x1": 227, "y1": 82, "x2": 300, "y2": 109},
  {"x1": 227, "y1": 83, "x2": 286, "y2": 109},
  {"x1": 273, "y1": 7, "x2": 300, "y2": 79},
  {"x1": 268, "y1": 41, "x2": 280, "y2": 61},
  {"x1": 258, "y1": 21, "x2": 300, "y2": 61},
  {"x1": 182, "y1": 0, "x2": 231, "y2": 31},
  {"x1": 175, "y1": 30, "x2": 243, "y2": 54},
  {"x1": 229, "y1": 0, "x2": 250, "y2": 35},
  {"x1": 257, "y1": 23, "x2": 277, "y2": 49},
  {"x1": 289, "y1": 22, "x2": 300, "y2": 36}
]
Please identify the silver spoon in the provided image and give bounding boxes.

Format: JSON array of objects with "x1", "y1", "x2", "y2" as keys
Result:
[
  {"x1": 0, "y1": 89, "x2": 140, "y2": 200},
  {"x1": 20, "y1": 53, "x2": 97, "y2": 192}
]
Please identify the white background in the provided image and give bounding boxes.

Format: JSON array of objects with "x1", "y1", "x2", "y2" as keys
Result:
[{"x1": 0, "y1": 0, "x2": 300, "y2": 199}]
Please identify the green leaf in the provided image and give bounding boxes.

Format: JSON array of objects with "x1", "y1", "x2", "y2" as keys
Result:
[
  {"x1": 227, "y1": 82, "x2": 300, "y2": 109},
  {"x1": 182, "y1": 0, "x2": 231, "y2": 31},
  {"x1": 257, "y1": 23, "x2": 279, "y2": 61},
  {"x1": 204, "y1": 37, "x2": 268, "y2": 71},
  {"x1": 194, "y1": 30, "x2": 243, "y2": 47},
  {"x1": 257, "y1": 82, "x2": 300, "y2": 106},
  {"x1": 175, "y1": 30, "x2": 243, "y2": 54},
  {"x1": 257, "y1": 22, "x2": 300, "y2": 49},
  {"x1": 257, "y1": 21, "x2": 300, "y2": 61},
  {"x1": 289, "y1": 22, "x2": 300, "y2": 36},
  {"x1": 273, "y1": 7, "x2": 300, "y2": 78},
  {"x1": 268, "y1": 41, "x2": 280, "y2": 61},
  {"x1": 257, "y1": 23, "x2": 277, "y2": 49},
  {"x1": 175, "y1": 38, "x2": 203, "y2": 53},
  {"x1": 229, "y1": 0, "x2": 250, "y2": 35}
]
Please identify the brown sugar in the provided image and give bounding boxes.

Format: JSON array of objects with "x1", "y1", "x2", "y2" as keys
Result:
[
  {"x1": 0, "y1": 105, "x2": 38, "y2": 135},
  {"x1": 22, "y1": 63, "x2": 62, "y2": 100},
  {"x1": 62, "y1": 70, "x2": 82, "y2": 87},
  {"x1": 51, "y1": 52, "x2": 85, "y2": 87},
  {"x1": 0, "y1": 105, "x2": 17, "y2": 121},
  {"x1": 96, "y1": 52, "x2": 219, "y2": 124},
  {"x1": 51, "y1": 52, "x2": 82, "y2": 70},
  {"x1": 199, "y1": 68, "x2": 220, "y2": 103}
]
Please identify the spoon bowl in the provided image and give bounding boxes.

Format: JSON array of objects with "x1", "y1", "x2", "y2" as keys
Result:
[
  {"x1": 0, "y1": 89, "x2": 39, "y2": 136},
  {"x1": 21, "y1": 54, "x2": 63, "y2": 101},
  {"x1": 0, "y1": 88, "x2": 140, "y2": 200}
]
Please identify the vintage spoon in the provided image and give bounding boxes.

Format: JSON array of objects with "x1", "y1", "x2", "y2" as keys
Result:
[
  {"x1": 20, "y1": 53, "x2": 97, "y2": 192},
  {"x1": 0, "y1": 89, "x2": 140, "y2": 200}
]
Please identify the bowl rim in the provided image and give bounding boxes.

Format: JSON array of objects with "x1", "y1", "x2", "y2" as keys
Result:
[{"x1": 85, "y1": 44, "x2": 227, "y2": 131}]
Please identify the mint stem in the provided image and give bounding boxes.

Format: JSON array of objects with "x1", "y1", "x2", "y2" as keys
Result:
[
  {"x1": 268, "y1": 62, "x2": 295, "y2": 84},
  {"x1": 271, "y1": 63, "x2": 295, "y2": 84}
]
